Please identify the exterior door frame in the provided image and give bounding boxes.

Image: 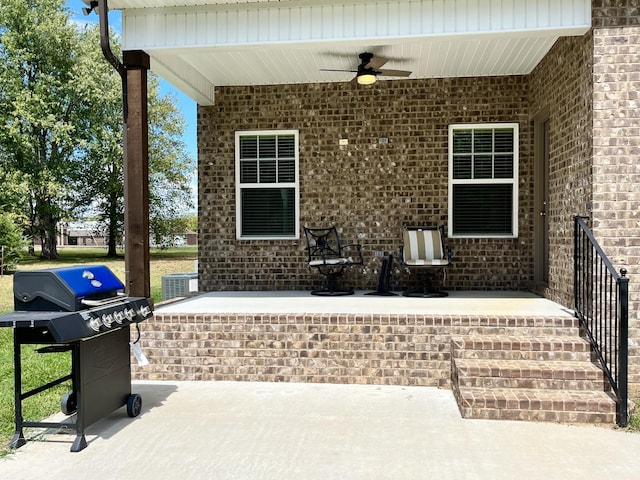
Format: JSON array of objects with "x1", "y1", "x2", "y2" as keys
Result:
[{"x1": 533, "y1": 108, "x2": 550, "y2": 287}]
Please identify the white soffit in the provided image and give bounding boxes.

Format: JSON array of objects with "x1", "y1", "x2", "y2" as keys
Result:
[{"x1": 112, "y1": 0, "x2": 591, "y2": 105}]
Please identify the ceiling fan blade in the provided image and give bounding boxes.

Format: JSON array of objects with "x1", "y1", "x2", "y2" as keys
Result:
[
  {"x1": 320, "y1": 68, "x2": 358, "y2": 73},
  {"x1": 366, "y1": 56, "x2": 388, "y2": 70},
  {"x1": 378, "y1": 69, "x2": 412, "y2": 77}
]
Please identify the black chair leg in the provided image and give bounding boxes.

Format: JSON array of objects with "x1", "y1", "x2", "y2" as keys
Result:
[
  {"x1": 403, "y1": 273, "x2": 448, "y2": 298},
  {"x1": 311, "y1": 272, "x2": 354, "y2": 296}
]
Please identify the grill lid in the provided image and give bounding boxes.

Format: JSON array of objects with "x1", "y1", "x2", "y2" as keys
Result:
[{"x1": 14, "y1": 265, "x2": 125, "y2": 312}]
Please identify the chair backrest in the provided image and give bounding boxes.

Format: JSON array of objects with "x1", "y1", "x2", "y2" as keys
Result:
[
  {"x1": 304, "y1": 226, "x2": 343, "y2": 261},
  {"x1": 403, "y1": 227, "x2": 445, "y2": 262}
]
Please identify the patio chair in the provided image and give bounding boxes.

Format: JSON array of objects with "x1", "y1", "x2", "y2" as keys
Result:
[
  {"x1": 399, "y1": 226, "x2": 452, "y2": 297},
  {"x1": 303, "y1": 226, "x2": 363, "y2": 296}
]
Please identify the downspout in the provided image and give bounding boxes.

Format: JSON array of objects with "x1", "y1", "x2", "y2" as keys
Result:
[{"x1": 96, "y1": 0, "x2": 128, "y2": 120}]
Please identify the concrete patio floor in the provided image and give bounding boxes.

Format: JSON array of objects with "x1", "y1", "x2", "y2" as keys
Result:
[
  {"x1": 1, "y1": 381, "x2": 640, "y2": 480},
  {"x1": 156, "y1": 290, "x2": 574, "y2": 317},
  {"x1": 3, "y1": 291, "x2": 619, "y2": 479}
]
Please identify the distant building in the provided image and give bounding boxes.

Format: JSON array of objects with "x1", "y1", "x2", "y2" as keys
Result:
[{"x1": 62, "y1": 222, "x2": 108, "y2": 247}]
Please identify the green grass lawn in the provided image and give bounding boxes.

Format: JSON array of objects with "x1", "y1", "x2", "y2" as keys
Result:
[{"x1": 0, "y1": 246, "x2": 197, "y2": 454}]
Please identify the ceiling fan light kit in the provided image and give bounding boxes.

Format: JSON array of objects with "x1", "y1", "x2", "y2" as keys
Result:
[{"x1": 357, "y1": 72, "x2": 377, "y2": 85}]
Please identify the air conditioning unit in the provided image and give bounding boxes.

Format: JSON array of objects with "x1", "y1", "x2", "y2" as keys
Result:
[{"x1": 161, "y1": 273, "x2": 198, "y2": 301}]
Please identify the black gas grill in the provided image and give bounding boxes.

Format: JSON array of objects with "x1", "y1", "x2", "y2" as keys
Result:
[{"x1": 0, "y1": 265, "x2": 153, "y2": 452}]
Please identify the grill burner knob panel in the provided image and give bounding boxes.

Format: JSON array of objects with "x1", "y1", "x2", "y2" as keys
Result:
[
  {"x1": 75, "y1": 300, "x2": 149, "y2": 334},
  {"x1": 1, "y1": 296, "x2": 151, "y2": 342}
]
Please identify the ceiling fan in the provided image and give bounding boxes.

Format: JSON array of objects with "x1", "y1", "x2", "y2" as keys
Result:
[{"x1": 321, "y1": 52, "x2": 412, "y2": 85}]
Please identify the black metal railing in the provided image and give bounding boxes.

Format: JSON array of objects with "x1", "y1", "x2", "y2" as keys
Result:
[{"x1": 574, "y1": 215, "x2": 629, "y2": 427}]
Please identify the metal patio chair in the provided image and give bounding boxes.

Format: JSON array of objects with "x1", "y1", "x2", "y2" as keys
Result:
[
  {"x1": 303, "y1": 226, "x2": 363, "y2": 296},
  {"x1": 399, "y1": 225, "x2": 452, "y2": 297}
]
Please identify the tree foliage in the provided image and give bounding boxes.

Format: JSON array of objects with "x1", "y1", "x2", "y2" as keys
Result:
[
  {"x1": 148, "y1": 79, "x2": 195, "y2": 247},
  {"x1": 0, "y1": 0, "x2": 88, "y2": 258},
  {"x1": 0, "y1": 212, "x2": 25, "y2": 272},
  {"x1": 0, "y1": 0, "x2": 195, "y2": 260}
]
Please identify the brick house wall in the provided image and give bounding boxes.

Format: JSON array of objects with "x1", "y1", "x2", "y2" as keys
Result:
[
  {"x1": 529, "y1": 34, "x2": 594, "y2": 310},
  {"x1": 198, "y1": 77, "x2": 532, "y2": 294},
  {"x1": 527, "y1": 0, "x2": 640, "y2": 385},
  {"x1": 591, "y1": 1, "x2": 640, "y2": 385}
]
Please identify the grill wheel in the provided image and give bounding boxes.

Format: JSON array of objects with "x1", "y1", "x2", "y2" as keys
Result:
[
  {"x1": 126, "y1": 394, "x2": 142, "y2": 418},
  {"x1": 61, "y1": 392, "x2": 77, "y2": 416}
]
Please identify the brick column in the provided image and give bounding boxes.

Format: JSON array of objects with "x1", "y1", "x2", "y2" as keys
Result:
[{"x1": 591, "y1": 2, "x2": 640, "y2": 385}]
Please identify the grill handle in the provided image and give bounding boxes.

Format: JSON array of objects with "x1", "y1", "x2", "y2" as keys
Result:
[{"x1": 81, "y1": 294, "x2": 129, "y2": 308}]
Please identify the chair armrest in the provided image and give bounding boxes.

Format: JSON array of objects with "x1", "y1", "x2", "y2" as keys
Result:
[
  {"x1": 342, "y1": 243, "x2": 363, "y2": 265},
  {"x1": 398, "y1": 245, "x2": 406, "y2": 268}
]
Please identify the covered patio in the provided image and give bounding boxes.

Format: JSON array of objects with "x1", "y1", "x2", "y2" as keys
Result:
[
  {"x1": 130, "y1": 289, "x2": 618, "y2": 424},
  {"x1": 103, "y1": 0, "x2": 595, "y2": 302},
  {"x1": 141, "y1": 289, "x2": 576, "y2": 391}
]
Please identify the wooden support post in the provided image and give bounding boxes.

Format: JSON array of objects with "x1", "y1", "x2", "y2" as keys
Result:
[{"x1": 122, "y1": 50, "x2": 151, "y2": 300}]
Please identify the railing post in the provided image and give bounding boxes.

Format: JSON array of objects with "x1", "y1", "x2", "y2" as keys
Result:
[
  {"x1": 574, "y1": 216, "x2": 579, "y2": 314},
  {"x1": 618, "y1": 268, "x2": 629, "y2": 427}
]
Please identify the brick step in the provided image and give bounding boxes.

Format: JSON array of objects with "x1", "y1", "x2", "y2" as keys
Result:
[
  {"x1": 449, "y1": 317, "x2": 580, "y2": 337},
  {"x1": 453, "y1": 358, "x2": 608, "y2": 391},
  {"x1": 454, "y1": 387, "x2": 617, "y2": 424},
  {"x1": 452, "y1": 327, "x2": 581, "y2": 337},
  {"x1": 451, "y1": 335, "x2": 593, "y2": 362}
]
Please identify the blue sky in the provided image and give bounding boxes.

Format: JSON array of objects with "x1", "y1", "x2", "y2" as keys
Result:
[{"x1": 65, "y1": 0, "x2": 198, "y2": 171}]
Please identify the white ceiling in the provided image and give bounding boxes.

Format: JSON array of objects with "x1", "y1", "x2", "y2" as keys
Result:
[
  {"x1": 149, "y1": 34, "x2": 560, "y2": 85},
  {"x1": 103, "y1": 0, "x2": 592, "y2": 105}
]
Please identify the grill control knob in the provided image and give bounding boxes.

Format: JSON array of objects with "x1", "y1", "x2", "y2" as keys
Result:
[
  {"x1": 124, "y1": 308, "x2": 136, "y2": 321},
  {"x1": 139, "y1": 306, "x2": 152, "y2": 318},
  {"x1": 101, "y1": 313, "x2": 113, "y2": 327},
  {"x1": 88, "y1": 316, "x2": 102, "y2": 332},
  {"x1": 113, "y1": 311, "x2": 125, "y2": 325}
]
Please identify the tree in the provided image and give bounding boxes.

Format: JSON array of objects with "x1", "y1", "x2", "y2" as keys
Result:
[
  {"x1": 0, "y1": 212, "x2": 25, "y2": 273},
  {"x1": 0, "y1": 169, "x2": 28, "y2": 269},
  {"x1": 147, "y1": 78, "x2": 195, "y2": 247},
  {"x1": 184, "y1": 213, "x2": 198, "y2": 233},
  {"x1": 71, "y1": 26, "x2": 127, "y2": 257},
  {"x1": 76, "y1": 30, "x2": 195, "y2": 256},
  {"x1": 1, "y1": 2, "x2": 195, "y2": 259},
  {"x1": 0, "y1": 0, "x2": 98, "y2": 259}
]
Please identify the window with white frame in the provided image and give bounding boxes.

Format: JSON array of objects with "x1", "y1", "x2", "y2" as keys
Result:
[
  {"x1": 235, "y1": 130, "x2": 299, "y2": 240},
  {"x1": 448, "y1": 123, "x2": 519, "y2": 238}
]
